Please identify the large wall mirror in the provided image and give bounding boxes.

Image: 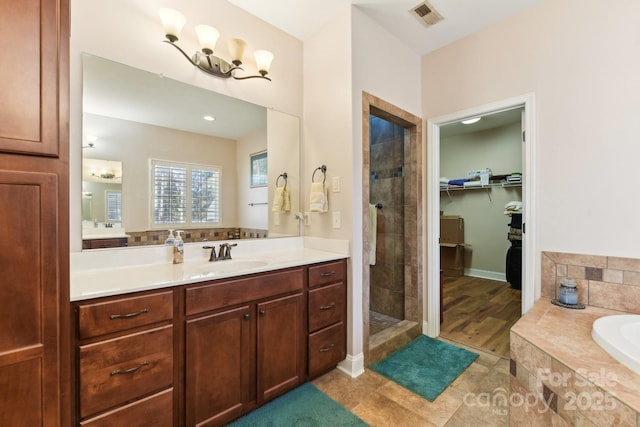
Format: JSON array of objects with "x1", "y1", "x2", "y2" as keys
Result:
[{"x1": 81, "y1": 53, "x2": 300, "y2": 249}]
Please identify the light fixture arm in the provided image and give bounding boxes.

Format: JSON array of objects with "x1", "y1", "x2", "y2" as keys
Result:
[{"x1": 162, "y1": 40, "x2": 271, "y2": 81}]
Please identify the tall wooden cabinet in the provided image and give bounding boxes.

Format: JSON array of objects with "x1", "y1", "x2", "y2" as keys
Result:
[{"x1": 0, "y1": 0, "x2": 70, "y2": 425}]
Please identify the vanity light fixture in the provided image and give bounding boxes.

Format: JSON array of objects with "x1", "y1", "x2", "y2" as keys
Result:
[
  {"x1": 462, "y1": 117, "x2": 481, "y2": 125},
  {"x1": 158, "y1": 8, "x2": 274, "y2": 81},
  {"x1": 90, "y1": 169, "x2": 120, "y2": 180}
]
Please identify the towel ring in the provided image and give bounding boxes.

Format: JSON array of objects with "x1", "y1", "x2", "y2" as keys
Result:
[
  {"x1": 276, "y1": 172, "x2": 288, "y2": 190},
  {"x1": 312, "y1": 165, "x2": 327, "y2": 184}
]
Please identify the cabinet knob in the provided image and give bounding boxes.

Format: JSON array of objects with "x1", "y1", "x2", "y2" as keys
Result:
[
  {"x1": 244, "y1": 313, "x2": 250, "y2": 320},
  {"x1": 259, "y1": 309, "x2": 266, "y2": 316}
]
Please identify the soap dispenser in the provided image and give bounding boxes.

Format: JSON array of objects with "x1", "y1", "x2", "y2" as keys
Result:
[
  {"x1": 173, "y1": 230, "x2": 184, "y2": 264},
  {"x1": 164, "y1": 229, "x2": 175, "y2": 246}
]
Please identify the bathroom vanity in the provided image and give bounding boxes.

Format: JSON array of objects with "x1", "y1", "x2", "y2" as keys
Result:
[{"x1": 70, "y1": 245, "x2": 347, "y2": 426}]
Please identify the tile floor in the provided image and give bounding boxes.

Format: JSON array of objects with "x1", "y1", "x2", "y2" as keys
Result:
[
  {"x1": 369, "y1": 310, "x2": 402, "y2": 336},
  {"x1": 312, "y1": 338, "x2": 510, "y2": 426}
]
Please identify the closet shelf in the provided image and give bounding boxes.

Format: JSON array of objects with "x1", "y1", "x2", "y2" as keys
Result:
[{"x1": 440, "y1": 182, "x2": 521, "y2": 202}]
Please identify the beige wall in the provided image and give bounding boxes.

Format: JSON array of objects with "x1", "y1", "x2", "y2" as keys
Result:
[{"x1": 423, "y1": 0, "x2": 640, "y2": 293}]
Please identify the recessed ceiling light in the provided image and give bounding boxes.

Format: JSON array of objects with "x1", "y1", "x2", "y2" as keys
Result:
[
  {"x1": 203, "y1": 115, "x2": 215, "y2": 121},
  {"x1": 462, "y1": 117, "x2": 481, "y2": 125}
]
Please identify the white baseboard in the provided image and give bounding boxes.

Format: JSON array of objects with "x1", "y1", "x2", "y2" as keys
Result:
[
  {"x1": 337, "y1": 353, "x2": 365, "y2": 378},
  {"x1": 465, "y1": 268, "x2": 506, "y2": 282},
  {"x1": 422, "y1": 320, "x2": 436, "y2": 337}
]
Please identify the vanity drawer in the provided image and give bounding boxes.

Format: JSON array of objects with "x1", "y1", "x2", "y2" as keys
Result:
[
  {"x1": 308, "y1": 282, "x2": 345, "y2": 332},
  {"x1": 186, "y1": 268, "x2": 304, "y2": 316},
  {"x1": 80, "y1": 388, "x2": 173, "y2": 427},
  {"x1": 308, "y1": 322, "x2": 346, "y2": 379},
  {"x1": 77, "y1": 291, "x2": 173, "y2": 339},
  {"x1": 79, "y1": 325, "x2": 173, "y2": 419},
  {"x1": 308, "y1": 260, "x2": 346, "y2": 289}
]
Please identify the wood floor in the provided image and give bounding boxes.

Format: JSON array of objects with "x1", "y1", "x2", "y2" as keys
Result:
[{"x1": 440, "y1": 275, "x2": 521, "y2": 358}]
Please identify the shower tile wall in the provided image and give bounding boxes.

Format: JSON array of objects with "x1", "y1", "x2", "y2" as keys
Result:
[{"x1": 370, "y1": 116, "x2": 405, "y2": 320}]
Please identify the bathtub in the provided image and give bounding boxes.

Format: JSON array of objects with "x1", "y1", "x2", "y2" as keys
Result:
[{"x1": 592, "y1": 314, "x2": 640, "y2": 375}]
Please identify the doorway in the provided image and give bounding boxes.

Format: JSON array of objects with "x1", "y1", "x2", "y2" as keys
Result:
[
  {"x1": 437, "y1": 108, "x2": 523, "y2": 357},
  {"x1": 361, "y1": 92, "x2": 423, "y2": 365},
  {"x1": 426, "y1": 94, "x2": 536, "y2": 339}
]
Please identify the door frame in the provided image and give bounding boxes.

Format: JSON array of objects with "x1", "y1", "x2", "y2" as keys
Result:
[{"x1": 424, "y1": 93, "x2": 536, "y2": 337}]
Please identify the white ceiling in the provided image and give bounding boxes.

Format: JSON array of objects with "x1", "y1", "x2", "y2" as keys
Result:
[
  {"x1": 228, "y1": 0, "x2": 544, "y2": 55},
  {"x1": 82, "y1": 53, "x2": 266, "y2": 141},
  {"x1": 440, "y1": 108, "x2": 522, "y2": 137}
]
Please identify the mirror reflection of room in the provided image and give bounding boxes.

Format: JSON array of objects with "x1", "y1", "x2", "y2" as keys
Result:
[
  {"x1": 81, "y1": 54, "x2": 299, "y2": 249},
  {"x1": 81, "y1": 158, "x2": 122, "y2": 227}
]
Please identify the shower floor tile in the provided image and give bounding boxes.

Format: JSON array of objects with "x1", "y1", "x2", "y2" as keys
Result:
[{"x1": 370, "y1": 310, "x2": 402, "y2": 336}]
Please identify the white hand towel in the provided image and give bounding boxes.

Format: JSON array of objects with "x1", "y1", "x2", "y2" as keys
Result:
[
  {"x1": 272, "y1": 187, "x2": 284, "y2": 212},
  {"x1": 309, "y1": 182, "x2": 327, "y2": 212},
  {"x1": 282, "y1": 188, "x2": 291, "y2": 212},
  {"x1": 369, "y1": 204, "x2": 377, "y2": 265}
]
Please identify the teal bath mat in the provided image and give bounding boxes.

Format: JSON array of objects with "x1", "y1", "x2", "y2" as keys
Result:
[
  {"x1": 228, "y1": 382, "x2": 368, "y2": 426},
  {"x1": 370, "y1": 335, "x2": 478, "y2": 401}
]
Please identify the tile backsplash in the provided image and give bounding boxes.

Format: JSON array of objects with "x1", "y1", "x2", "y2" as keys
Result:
[
  {"x1": 541, "y1": 251, "x2": 640, "y2": 314},
  {"x1": 126, "y1": 227, "x2": 268, "y2": 247}
]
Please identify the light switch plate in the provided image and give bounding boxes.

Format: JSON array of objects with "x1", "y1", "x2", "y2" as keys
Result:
[
  {"x1": 332, "y1": 176, "x2": 341, "y2": 192},
  {"x1": 332, "y1": 211, "x2": 341, "y2": 228}
]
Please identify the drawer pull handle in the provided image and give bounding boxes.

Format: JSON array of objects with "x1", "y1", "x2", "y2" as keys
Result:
[
  {"x1": 319, "y1": 344, "x2": 335, "y2": 353},
  {"x1": 110, "y1": 308, "x2": 150, "y2": 320},
  {"x1": 110, "y1": 360, "x2": 149, "y2": 376},
  {"x1": 319, "y1": 271, "x2": 335, "y2": 277},
  {"x1": 320, "y1": 302, "x2": 336, "y2": 311}
]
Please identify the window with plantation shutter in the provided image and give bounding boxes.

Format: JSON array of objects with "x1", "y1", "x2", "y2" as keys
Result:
[
  {"x1": 106, "y1": 191, "x2": 122, "y2": 222},
  {"x1": 151, "y1": 160, "x2": 221, "y2": 228}
]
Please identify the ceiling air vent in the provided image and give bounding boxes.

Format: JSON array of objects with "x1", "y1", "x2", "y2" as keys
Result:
[{"x1": 411, "y1": 1, "x2": 444, "y2": 27}]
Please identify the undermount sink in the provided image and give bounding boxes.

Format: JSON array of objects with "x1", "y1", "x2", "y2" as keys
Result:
[
  {"x1": 592, "y1": 314, "x2": 640, "y2": 375},
  {"x1": 185, "y1": 259, "x2": 270, "y2": 277}
]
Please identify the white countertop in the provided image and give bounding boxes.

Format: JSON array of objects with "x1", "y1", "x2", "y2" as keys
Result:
[
  {"x1": 70, "y1": 237, "x2": 349, "y2": 301},
  {"x1": 82, "y1": 226, "x2": 128, "y2": 240},
  {"x1": 82, "y1": 233, "x2": 129, "y2": 240}
]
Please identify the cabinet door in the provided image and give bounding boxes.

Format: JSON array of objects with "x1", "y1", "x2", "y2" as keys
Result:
[
  {"x1": 0, "y1": 0, "x2": 63, "y2": 156},
  {"x1": 186, "y1": 305, "x2": 252, "y2": 427},
  {"x1": 0, "y1": 171, "x2": 59, "y2": 426},
  {"x1": 257, "y1": 293, "x2": 304, "y2": 403}
]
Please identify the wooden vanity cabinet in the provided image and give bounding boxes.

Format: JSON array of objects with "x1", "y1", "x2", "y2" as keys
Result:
[
  {"x1": 70, "y1": 260, "x2": 346, "y2": 426},
  {"x1": 82, "y1": 237, "x2": 129, "y2": 249},
  {"x1": 0, "y1": 0, "x2": 70, "y2": 425},
  {"x1": 72, "y1": 289, "x2": 175, "y2": 426},
  {"x1": 185, "y1": 268, "x2": 305, "y2": 427},
  {"x1": 307, "y1": 260, "x2": 347, "y2": 379}
]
